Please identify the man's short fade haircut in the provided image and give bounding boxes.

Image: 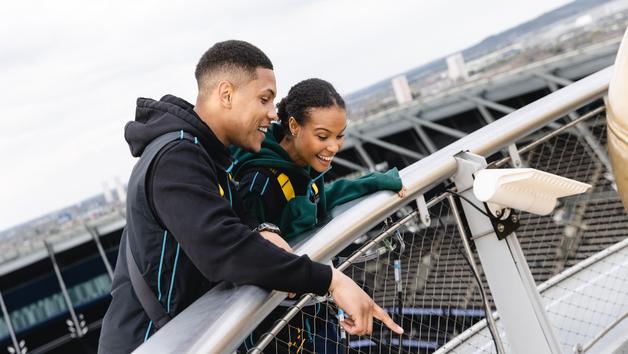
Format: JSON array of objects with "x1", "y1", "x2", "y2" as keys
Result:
[{"x1": 195, "y1": 40, "x2": 273, "y2": 92}]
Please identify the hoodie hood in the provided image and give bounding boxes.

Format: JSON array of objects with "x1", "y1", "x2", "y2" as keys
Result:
[
  {"x1": 232, "y1": 124, "x2": 308, "y2": 179},
  {"x1": 125, "y1": 95, "x2": 232, "y2": 167}
]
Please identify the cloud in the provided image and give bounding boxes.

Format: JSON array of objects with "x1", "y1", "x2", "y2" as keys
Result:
[{"x1": 0, "y1": 0, "x2": 573, "y2": 230}]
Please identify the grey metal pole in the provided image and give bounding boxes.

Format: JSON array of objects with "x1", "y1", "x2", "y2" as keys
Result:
[
  {"x1": 459, "y1": 93, "x2": 516, "y2": 114},
  {"x1": 452, "y1": 151, "x2": 562, "y2": 354},
  {"x1": 477, "y1": 105, "x2": 496, "y2": 124},
  {"x1": 354, "y1": 143, "x2": 377, "y2": 171},
  {"x1": 333, "y1": 156, "x2": 370, "y2": 173},
  {"x1": 84, "y1": 224, "x2": 114, "y2": 281},
  {"x1": 349, "y1": 131, "x2": 424, "y2": 160},
  {"x1": 447, "y1": 194, "x2": 506, "y2": 354},
  {"x1": 402, "y1": 114, "x2": 467, "y2": 139},
  {"x1": 0, "y1": 290, "x2": 22, "y2": 354},
  {"x1": 44, "y1": 241, "x2": 85, "y2": 338},
  {"x1": 412, "y1": 124, "x2": 438, "y2": 153}
]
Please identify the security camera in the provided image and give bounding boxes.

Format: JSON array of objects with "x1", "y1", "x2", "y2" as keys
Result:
[{"x1": 473, "y1": 168, "x2": 591, "y2": 216}]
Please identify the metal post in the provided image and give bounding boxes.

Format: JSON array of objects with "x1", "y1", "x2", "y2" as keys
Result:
[
  {"x1": 534, "y1": 72, "x2": 574, "y2": 87},
  {"x1": 401, "y1": 114, "x2": 467, "y2": 139},
  {"x1": 447, "y1": 194, "x2": 506, "y2": 354},
  {"x1": 459, "y1": 93, "x2": 516, "y2": 114},
  {"x1": 412, "y1": 125, "x2": 438, "y2": 153},
  {"x1": 332, "y1": 156, "x2": 370, "y2": 173},
  {"x1": 354, "y1": 143, "x2": 376, "y2": 171},
  {"x1": 350, "y1": 132, "x2": 423, "y2": 160},
  {"x1": 44, "y1": 241, "x2": 86, "y2": 338},
  {"x1": 85, "y1": 224, "x2": 114, "y2": 281},
  {"x1": 0, "y1": 290, "x2": 23, "y2": 354},
  {"x1": 477, "y1": 105, "x2": 496, "y2": 124},
  {"x1": 452, "y1": 151, "x2": 562, "y2": 354}
]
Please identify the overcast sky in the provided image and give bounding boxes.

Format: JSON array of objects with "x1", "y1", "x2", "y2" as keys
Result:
[{"x1": 0, "y1": 0, "x2": 575, "y2": 231}]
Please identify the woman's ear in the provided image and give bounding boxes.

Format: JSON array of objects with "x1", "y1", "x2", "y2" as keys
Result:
[{"x1": 289, "y1": 116, "x2": 300, "y2": 136}]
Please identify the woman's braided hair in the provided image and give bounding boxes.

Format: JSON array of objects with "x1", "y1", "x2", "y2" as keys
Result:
[{"x1": 276, "y1": 78, "x2": 345, "y2": 135}]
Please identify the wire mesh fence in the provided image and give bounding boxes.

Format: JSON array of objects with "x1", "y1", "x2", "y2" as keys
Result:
[
  {"x1": 440, "y1": 104, "x2": 628, "y2": 353},
  {"x1": 245, "y1": 102, "x2": 628, "y2": 354}
]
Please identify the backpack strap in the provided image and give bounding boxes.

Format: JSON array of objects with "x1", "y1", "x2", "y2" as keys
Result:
[
  {"x1": 125, "y1": 130, "x2": 199, "y2": 329},
  {"x1": 276, "y1": 172, "x2": 296, "y2": 201},
  {"x1": 125, "y1": 231, "x2": 171, "y2": 329},
  {"x1": 247, "y1": 167, "x2": 321, "y2": 203}
]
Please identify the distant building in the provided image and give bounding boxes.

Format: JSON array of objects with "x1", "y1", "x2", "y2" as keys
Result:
[
  {"x1": 114, "y1": 177, "x2": 127, "y2": 204},
  {"x1": 446, "y1": 53, "x2": 469, "y2": 82},
  {"x1": 102, "y1": 181, "x2": 114, "y2": 204},
  {"x1": 575, "y1": 14, "x2": 593, "y2": 27},
  {"x1": 391, "y1": 75, "x2": 413, "y2": 104}
]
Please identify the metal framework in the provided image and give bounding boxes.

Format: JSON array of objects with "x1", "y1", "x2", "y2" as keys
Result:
[{"x1": 348, "y1": 131, "x2": 424, "y2": 160}]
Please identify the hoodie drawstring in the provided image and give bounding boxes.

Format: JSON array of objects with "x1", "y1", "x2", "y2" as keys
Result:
[
  {"x1": 307, "y1": 167, "x2": 331, "y2": 199},
  {"x1": 225, "y1": 158, "x2": 238, "y2": 207}
]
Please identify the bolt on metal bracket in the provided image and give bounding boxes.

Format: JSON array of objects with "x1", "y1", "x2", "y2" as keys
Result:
[
  {"x1": 484, "y1": 205, "x2": 521, "y2": 240},
  {"x1": 508, "y1": 143, "x2": 524, "y2": 168},
  {"x1": 415, "y1": 194, "x2": 431, "y2": 227}
]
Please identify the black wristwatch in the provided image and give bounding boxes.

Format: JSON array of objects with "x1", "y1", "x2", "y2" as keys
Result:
[{"x1": 255, "y1": 222, "x2": 282, "y2": 236}]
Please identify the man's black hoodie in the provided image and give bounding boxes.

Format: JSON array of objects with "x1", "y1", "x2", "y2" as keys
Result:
[{"x1": 98, "y1": 95, "x2": 332, "y2": 353}]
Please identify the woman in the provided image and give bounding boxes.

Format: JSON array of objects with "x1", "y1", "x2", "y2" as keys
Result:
[
  {"x1": 233, "y1": 78, "x2": 404, "y2": 353},
  {"x1": 233, "y1": 78, "x2": 405, "y2": 241}
]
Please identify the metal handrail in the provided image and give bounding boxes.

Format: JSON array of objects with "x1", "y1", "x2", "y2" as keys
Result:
[
  {"x1": 575, "y1": 311, "x2": 628, "y2": 353},
  {"x1": 134, "y1": 66, "x2": 612, "y2": 354},
  {"x1": 433, "y1": 235, "x2": 628, "y2": 354}
]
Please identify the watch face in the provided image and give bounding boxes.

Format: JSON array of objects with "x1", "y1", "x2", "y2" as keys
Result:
[{"x1": 258, "y1": 223, "x2": 281, "y2": 235}]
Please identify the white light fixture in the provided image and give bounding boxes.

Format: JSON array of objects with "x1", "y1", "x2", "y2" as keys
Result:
[{"x1": 473, "y1": 168, "x2": 591, "y2": 216}]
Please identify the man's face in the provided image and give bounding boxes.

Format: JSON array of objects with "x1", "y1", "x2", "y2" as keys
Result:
[{"x1": 228, "y1": 68, "x2": 277, "y2": 152}]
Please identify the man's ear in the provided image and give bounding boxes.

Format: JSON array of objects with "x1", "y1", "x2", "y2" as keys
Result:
[{"x1": 217, "y1": 80, "x2": 234, "y2": 108}]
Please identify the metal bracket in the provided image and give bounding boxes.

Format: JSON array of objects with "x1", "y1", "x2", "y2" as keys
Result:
[
  {"x1": 416, "y1": 194, "x2": 430, "y2": 227},
  {"x1": 508, "y1": 143, "x2": 523, "y2": 168},
  {"x1": 485, "y1": 206, "x2": 520, "y2": 240}
]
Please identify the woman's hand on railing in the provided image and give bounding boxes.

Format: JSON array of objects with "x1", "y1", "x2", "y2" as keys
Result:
[
  {"x1": 398, "y1": 186, "x2": 407, "y2": 198},
  {"x1": 329, "y1": 268, "x2": 404, "y2": 336}
]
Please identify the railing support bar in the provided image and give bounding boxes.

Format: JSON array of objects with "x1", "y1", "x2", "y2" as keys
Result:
[
  {"x1": 447, "y1": 194, "x2": 506, "y2": 354},
  {"x1": 0, "y1": 290, "x2": 23, "y2": 354},
  {"x1": 85, "y1": 224, "x2": 115, "y2": 281},
  {"x1": 452, "y1": 151, "x2": 562, "y2": 354},
  {"x1": 355, "y1": 143, "x2": 377, "y2": 171},
  {"x1": 45, "y1": 241, "x2": 85, "y2": 338},
  {"x1": 349, "y1": 131, "x2": 423, "y2": 161}
]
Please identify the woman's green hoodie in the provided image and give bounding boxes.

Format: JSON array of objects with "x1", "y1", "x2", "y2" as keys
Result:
[{"x1": 232, "y1": 125, "x2": 402, "y2": 240}]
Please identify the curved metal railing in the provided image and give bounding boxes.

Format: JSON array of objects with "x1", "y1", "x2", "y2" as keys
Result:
[
  {"x1": 134, "y1": 62, "x2": 613, "y2": 354},
  {"x1": 247, "y1": 102, "x2": 627, "y2": 353}
]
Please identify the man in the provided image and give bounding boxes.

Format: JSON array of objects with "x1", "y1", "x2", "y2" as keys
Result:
[{"x1": 98, "y1": 40, "x2": 402, "y2": 353}]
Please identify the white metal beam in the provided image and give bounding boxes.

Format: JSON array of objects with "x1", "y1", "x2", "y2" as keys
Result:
[
  {"x1": 477, "y1": 104, "x2": 496, "y2": 124},
  {"x1": 534, "y1": 71, "x2": 574, "y2": 87},
  {"x1": 412, "y1": 125, "x2": 438, "y2": 153},
  {"x1": 333, "y1": 156, "x2": 370, "y2": 173},
  {"x1": 459, "y1": 93, "x2": 516, "y2": 114},
  {"x1": 348, "y1": 131, "x2": 424, "y2": 160},
  {"x1": 401, "y1": 114, "x2": 467, "y2": 139}
]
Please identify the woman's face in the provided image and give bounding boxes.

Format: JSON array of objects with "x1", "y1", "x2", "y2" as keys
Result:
[{"x1": 291, "y1": 105, "x2": 346, "y2": 172}]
